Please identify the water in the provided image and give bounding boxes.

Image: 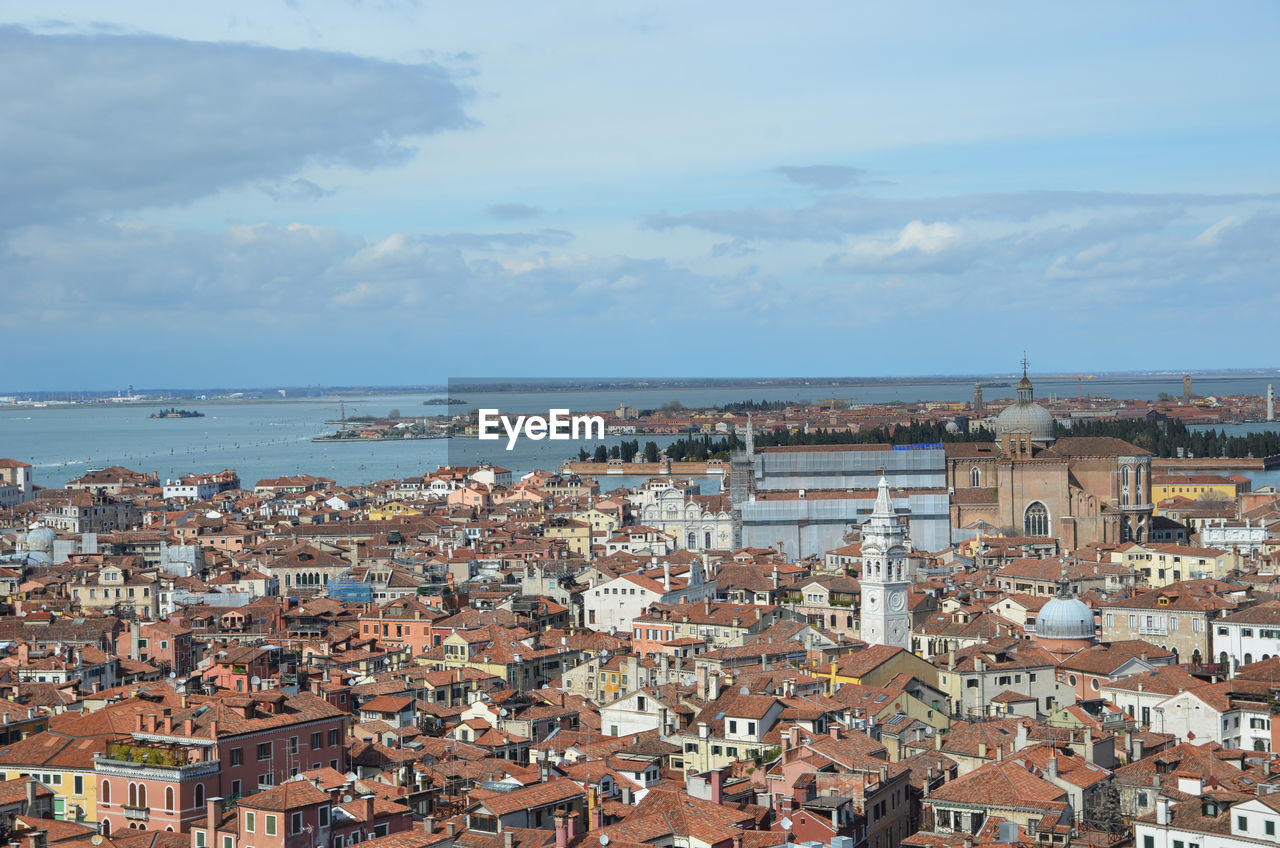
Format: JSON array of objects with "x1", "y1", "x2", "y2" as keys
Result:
[{"x1": 2, "y1": 378, "x2": 1277, "y2": 491}]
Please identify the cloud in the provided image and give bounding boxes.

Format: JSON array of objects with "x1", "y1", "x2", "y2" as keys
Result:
[
  {"x1": 486, "y1": 202, "x2": 545, "y2": 220},
  {"x1": 257, "y1": 178, "x2": 334, "y2": 203},
  {"x1": 774, "y1": 165, "x2": 866, "y2": 190},
  {"x1": 0, "y1": 25, "x2": 471, "y2": 231},
  {"x1": 646, "y1": 190, "x2": 1280, "y2": 243},
  {"x1": 829, "y1": 220, "x2": 976, "y2": 273}
]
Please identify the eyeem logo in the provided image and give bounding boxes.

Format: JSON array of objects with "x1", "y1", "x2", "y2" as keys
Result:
[{"x1": 478, "y1": 408, "x2": 605, "y2": 450}]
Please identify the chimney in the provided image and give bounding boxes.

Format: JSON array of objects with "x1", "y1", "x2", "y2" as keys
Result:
[
  {"x1": 446, "y1": 822, "x2": 456, "y2": 838},
  {"x1": 710, "y1": 769, "x2": 723, "y2": 805},
  {"x1": 1047, "y1": 752, "x2": 1058, "y2": 780},
  {"x1": 363, "y1": 794, "x2": 374, "y2": 823},
  {"x1": 590, "y1": 790, "x2": 603, "y2": 831},
  {"x1": 206, "y1": 797, "x2": 224, "y2": 832},
  {"x1": 978, "y1": 742, "x2": 988, "y2": 759},
  {"x1": 1156, "y1": 798, "x2": 1170, "y2": 826},
  {"x1": 709, "y1": 673, "x2": 721, "y2": 701},
  {"x1": 425, "y1": 816, "x2": 436, "y2": 833},
  {"x1": 554, "y1": 810, "x2": 569, "y2": 848},
  {"x1": 504, "y1": 831, "x2": 515, "y2": 848},
  {"x1": 24, "y1": 831, "x2": 47, "y2": 848},
  {"x1": 829, "y1": 725, "x2": 841, "y2": 740},
  {"x1": 790, "y1": 725, "x2": 801, "y2": 749},
  {"x1": 621, "y1": 786, "x2": 633, "y2": 806},
  {"x1": 25, "y1": 778, "x2": 36, "y2": 814},
  {"x1": 697, "y1": 666, "x2": 708, "y2": 700}
]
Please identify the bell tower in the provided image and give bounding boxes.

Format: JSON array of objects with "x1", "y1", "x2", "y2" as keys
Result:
[{"x1": 859, "y1": 474, "x2": 912, "y2": 650}]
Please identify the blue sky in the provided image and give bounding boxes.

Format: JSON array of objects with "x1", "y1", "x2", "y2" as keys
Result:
[{"x1": 2, "y1": 2, "x2": 1279, "y2": 390}]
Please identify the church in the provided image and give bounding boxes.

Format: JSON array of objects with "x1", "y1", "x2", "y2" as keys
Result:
[{"x1": 946, "y1": 366, "x2": 1154, "y2": 550}]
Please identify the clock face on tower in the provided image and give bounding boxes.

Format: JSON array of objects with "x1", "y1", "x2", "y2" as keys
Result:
[
  {"x1": 889, "y1": 591, "x2": 906, "y2": 612},
  {"x1": 865, "y1": 592, "x2": 881, "y2": 612}
]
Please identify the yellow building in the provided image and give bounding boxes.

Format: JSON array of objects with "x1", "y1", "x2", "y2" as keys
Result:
[
  {"x1": 542, "y1": 518, "x2": 592, "y2": 555},
  {"x1": 0, "y1": 732, "x2": 99, "y2": 822},
  {"x1": 370, "y1": 501, "x2": 424, "y2": 521},
  {"x1": 1150, "y1": 474, "x2": 1245, "y2": 514},
  {"x1": 816, "y1": 644, "x2": 940, "y2": 693},
  {"x1": 1110, "y1": 542, "x2": 1238, "y2": 586}
]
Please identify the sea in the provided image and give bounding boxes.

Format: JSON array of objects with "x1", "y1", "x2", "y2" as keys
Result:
[{"x1": 3, "y1": 375, "x2": 1279, "y2": 494}]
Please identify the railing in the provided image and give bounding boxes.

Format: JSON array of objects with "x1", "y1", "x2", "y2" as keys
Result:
[{"x1": 123, "y1": 806, "x2": 149, "y2": 821}]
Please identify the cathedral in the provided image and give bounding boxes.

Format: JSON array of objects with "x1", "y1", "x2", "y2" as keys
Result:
[{"x1": 946, "y1": 366, "x2": 1154, "y2": 550}]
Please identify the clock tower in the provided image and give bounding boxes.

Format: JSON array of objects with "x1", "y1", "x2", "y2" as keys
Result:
[{"x1": 859, "y1": 473, "x2": 912, "y2": 650}]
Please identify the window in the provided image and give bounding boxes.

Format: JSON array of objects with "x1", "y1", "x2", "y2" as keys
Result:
[
  {"x1": 195, "y1": 834, "x2": 205, "y2": 848},
  {"x1": 74, "y1": 775, "x2": 83, "y2": 795},
  {"x1": 329, "y1": 729, "x2": 340, "y2": 746},
  {"x1": 319, "y1": 806, "x2": 330, "y2": 827},
  {"x1": 1267, "y1": 822, "x2": 1275, "y2": 836},
  {"x1": 231, "y1": 780, "x2": 241, "y2": 797},
  {"x1": 266, "y1": 815, "x2": 277, "y2": 836},
  {"x1": 1239, "y1": 816, "x2": 1248, "y2": 832},
  {"x1": 1144, "y1": 837, "x2": 1154, "y2": 848},
  {"x1": 729, "y1": 720, "x2": 738, "y2": 733},
  {"x1": 257, "y1": 742, "x2": 272, "y2": 760},
  {"x1": 373, "y1": 824, "x2": 389, "y2": 838},
  {"x1": 1024, "y1": 502, "x2": 1049, "y2": 537},
  {"x1": 289, "y1": 736, "x2": 299, "y2": 755},
  {"x1": 246, "y1": 812, "x2": 256, "y2": 833},
  {"x1": 195, "y1": 784, "x2": 205, "y2": 807},
  {"x1": 166, "y1": 787, "x2": 175, "y2": 811},
  {"x1": 291, "y1": 813, "x2": 303, "y2": 834},
  {"x1": 101, "y1": 781, "x2": 110, "y2": 804},
  {"x1": 312, "y1": 732, "x2": 323, "y2": 750},
  {"x1": 223, "y1": 837, "x2": 234, "y2": 848}
]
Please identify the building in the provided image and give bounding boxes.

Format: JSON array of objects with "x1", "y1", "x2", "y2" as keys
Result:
[
  {"x1": 1213, "y1": 600, "x2": 1280, "y2": 670},
  {"x1": 860, "y1": 475, "x2": 913, "y2": 650},
  {"x1": 731, "y1": 435, "x2": 952, "y2": 556},
  {"x1": 1100, "y1": 583, "x2": 1238, "y2": 665},
  {"x1": 0, "y1": 459, "x2": 34, "y2": 508},
  {"x1": 947, "y1": 366, "x2": 1154, "y2": 548},
  {"x1": 1110, "y1": 542, "x2": 1238, "y2": 586}
]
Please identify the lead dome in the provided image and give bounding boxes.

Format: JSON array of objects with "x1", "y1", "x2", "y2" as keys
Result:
[
  {"x1": 1036, "y1": 596, "x2": 1096, "y2": 640},
  {"x1": 996, "y1": 367, "x2": 1055, "y2": 443}
]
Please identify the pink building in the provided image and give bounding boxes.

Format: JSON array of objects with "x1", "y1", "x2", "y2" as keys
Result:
[{"x1": 95, "y1": 691, "x2": 349, "y2": 834}]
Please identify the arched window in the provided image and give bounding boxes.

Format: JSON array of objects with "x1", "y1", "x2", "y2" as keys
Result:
[
  {"x1": 704, "y1": 531, "x2": 712, "y2": 548},
  {"x1": 1024, "y1": 502, "x2": 1049, "y2": 537},
  {"x1": 1121, "y1": 466, "x2": 1130, "y2": 505},
  {"x1": 1135, "y1": 465, "x2": 1144, "y2": 503},
  {"x1": 138, "y1": 785, "x2": 147, "y2": 808},
  {"x1": 128, "y1": 784, "x2": 137, "y2": 808},
  {"x1": 1245, "y1": 653, "x2": 1254, "y2": 665},
  {"x1": 101, "y1": 781, "x2": 111, "y2": 804},
  {"x1": 687, "y1": 532, "x2": 696, "y2": 549},
  {"x1": 195, "y1": 784, "x2": 205, "y2": 808},
  {"x1": 970, "y1": 467, "x2": 981, "y2": 487},
  {"x1": 102, "y1": 820, "x2": 111, "y2": 836},
  {"x1": 166, "y1": 787, "x2": 174, "y2": 811}
]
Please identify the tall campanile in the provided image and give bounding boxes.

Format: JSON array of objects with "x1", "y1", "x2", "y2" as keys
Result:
[{"x1": 859, "y1": 474, "x2": 912, "y2": 650}]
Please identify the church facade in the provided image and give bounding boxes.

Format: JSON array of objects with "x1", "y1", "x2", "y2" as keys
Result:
[{"x1": 947, "y1": 370, "x2": 1154, "y2": 550}]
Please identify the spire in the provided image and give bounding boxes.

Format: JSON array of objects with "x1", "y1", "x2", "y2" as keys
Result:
[
  {"x1": 1017, "y1": 353, "x2": 1034, "y2": 403},
  {"x1": 873, "y1": 472, "x2": 893, "y2": 518},
  {"x1": 745, "y1": 413, "x2": 755, "y2": 459}
]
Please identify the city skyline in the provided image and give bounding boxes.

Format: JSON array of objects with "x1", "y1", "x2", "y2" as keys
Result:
[{"x1": 4, "y1": 2, "x2": 1279, "y2": 389}]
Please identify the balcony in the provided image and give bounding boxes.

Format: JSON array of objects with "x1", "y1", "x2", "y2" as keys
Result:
[{"x1": 123, "y1": 806, "x2": 149, "y2": 822}]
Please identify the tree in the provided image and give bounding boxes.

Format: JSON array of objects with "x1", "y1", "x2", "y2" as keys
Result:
[
  {"x1": 593, "y1": 445, "x2": 608, "y2": 463},
  {"x1": 388, "y1": 408, "x2": 402, "y2": 420},
  {"x1": 644, "y1": 441, "x2": 659, "y2": 463},
  {"x1": 1082, "y1": 784, "x2": 1125, "y2": 834}
]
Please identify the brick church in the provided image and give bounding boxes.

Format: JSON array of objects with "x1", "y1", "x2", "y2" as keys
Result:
[{"x1": 946, "y1": 367, "x2": 1153, "y2": 550}]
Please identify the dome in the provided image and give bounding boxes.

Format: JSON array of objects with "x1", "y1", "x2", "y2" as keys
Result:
[
  {"x1": 996, "y1": 401, "x2": 1055, "y2": 442},
  {"x1": 1036, "y1": 597, "x2": 1096, "y2": 641},
  {"x1": 24, "y1": 526, "x2": 55, "y2": 554}
]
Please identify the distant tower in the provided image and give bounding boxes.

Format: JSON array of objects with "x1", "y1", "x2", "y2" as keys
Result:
[
  {"x1": 859, "y1": 474, "x2": 912, "y2": 650},
  {"x1": 1268, "y1": 384, "x2": 1275, "y2": 422},
  {"x1": 973, "y1": 383, "x2": 984, "y2": 415},
  {"x1": 127, "y1": 384, "x2": 134, "y2": 398},
  {"x1": 1182, "y1": 375, "x2": 1192, "y2": 404},
  {"x1": 745, "y1": 412, "x2": 755, "y2": 458}
]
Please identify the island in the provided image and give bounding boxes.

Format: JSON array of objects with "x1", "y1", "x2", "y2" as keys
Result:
[{"x1": 149, "y1": 408, "x2": 204, "y2": 419}]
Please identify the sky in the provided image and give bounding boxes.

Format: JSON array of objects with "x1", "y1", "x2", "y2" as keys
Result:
[{"x1": 2, "y1": 2, "x2": 1279, "y2": 391}]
